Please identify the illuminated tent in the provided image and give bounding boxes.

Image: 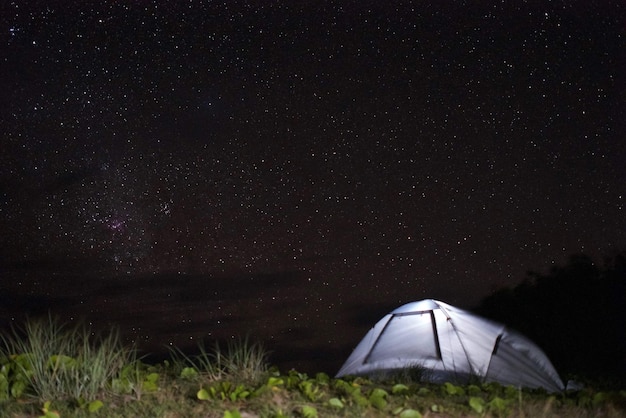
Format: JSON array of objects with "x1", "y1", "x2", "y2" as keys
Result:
[{"x1": 336, "y1": 299, "x2": 564, "y2": 392}]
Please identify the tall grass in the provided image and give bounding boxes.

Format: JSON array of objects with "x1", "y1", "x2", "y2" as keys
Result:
[
  {"x1": 0, "y1": 316, "x2": 136, "y2": 401},
  {"x1": 220, "y1": 336, "x2": 269, "y2": 383},
  {"x1": 169, "y1": 335, "x2": 269, "y2": 384}
]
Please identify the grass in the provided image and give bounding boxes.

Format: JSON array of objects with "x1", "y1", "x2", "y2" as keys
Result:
[
  {"x1": 0, "y1": 317, "x2": 624, "y2": 417},
  {"x1": 0, "y1": 315, "x2": 136, "y2": 403},
  {"x1": 168, "y1": 335, "x2": 269, "y2": 384}
]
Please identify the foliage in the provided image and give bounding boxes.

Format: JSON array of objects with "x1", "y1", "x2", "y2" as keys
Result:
[
  {"x1": 0, "y1": 315, "x2": 136, "y2": 403},
  {"x1": 0, "y1": 317, "x2": 625, "y2": 417},
  {"x1": 39, "y1": 401, "x2": 60, "y2": 418},
  {"x1": 197, "y1": 381, "x2": 252, "y2": 402},
  {"x1": 168, "y1": 335, "x2": 269, "y2": 384},
  {"x1": 110, "y1": 360, "x2": 162, "y2": 400}
]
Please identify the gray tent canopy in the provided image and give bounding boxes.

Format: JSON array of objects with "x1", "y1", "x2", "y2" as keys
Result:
[{"x1": 336, "y1": 299, "x2": 564, "y2": 392}]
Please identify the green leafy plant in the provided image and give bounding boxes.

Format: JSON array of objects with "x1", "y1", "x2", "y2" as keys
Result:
[
  {"x1": 393, "y1": 408, "x2": 423, "y2": 418},
  {"x1": 299, "y1": 404, "x2": 318, "y2": 417},
  {"x1": 223, "y1": 410, "x2": 242, "y2": 418},
  {"x1": 430, "y1": 403, "x2": 443, "y2": 413},
  {"x1": 327, "y1": 397, "x2": 344, "y2": 409},
  {"x1": 298, "y1": 379, "x2": 322, "y2": 401},
  {"x1": 111, "y1": 361, "x2": 155, "y2": 399},
  {"x1": 469, "y1": 396, "x2": 486, "y2": 413},
  {"x1": 486, "y1": 396, "x2": 511, "y2": 417},
  {"x1": 392, "y1": 383, "x2": 410, "y2": 395},
  {"x1": 179, "y1": 366, "x2": 198, "y2": 380},
  {"x1": 196, "y1": 387, "x2": 210, "y2": 400},
  {"x1": 141, "y1": 372, "x2": 159, "y2": 392},
  {"x1": 368, "y1": 387, "x2": 388, "y2": 410},
  {"x1": 443, "y1": 382, "x2": 466, "y2": 396},
  {"x1": 39, "y1": 401, "x2": 60, "y2": 418},
  {"x1": 314, "y1": 372, "x2": 330, "y2": 385},
  {"x1": 0, "y1": 353, "x2": 33, "y2": 399},
  {"x1": 197, "y1": 381, "x2": 252, "y2": 402},
  {"x1": 266, "y1": 375, "x2": 285, "y2": 389},
  {"x1": 75, "y1": 397, "x2": 105, "y2": 413},
  {"x1": 286, "y1": 369, "x2": 308, "y2": 389},
  {"x1": 87, "y1": 399, "x2": 104, "y2": 413},
  {"x1": 332, "y1": 378, "x2": 369, "y2": 407}
]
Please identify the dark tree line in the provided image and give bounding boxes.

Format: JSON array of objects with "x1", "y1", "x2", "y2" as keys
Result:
[{"x1": 476, "y1": 253, "x2": 626, "y2": 382}]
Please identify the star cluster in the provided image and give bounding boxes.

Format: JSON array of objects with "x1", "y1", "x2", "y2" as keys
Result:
[{"x1": 1, "y1": 1, "x2": 624, "y2": 369}]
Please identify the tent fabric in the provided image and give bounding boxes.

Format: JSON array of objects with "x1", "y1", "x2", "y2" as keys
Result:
[{"x1": 336, "y1": 299, "x2": 564, "y2": 392}]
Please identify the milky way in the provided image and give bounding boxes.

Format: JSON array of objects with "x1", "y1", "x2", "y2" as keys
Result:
[{"x1": 0, "y1": 1, "x2": 624, "y2": 370}]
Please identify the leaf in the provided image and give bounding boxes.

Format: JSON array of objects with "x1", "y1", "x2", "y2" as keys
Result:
[
  {"x1": 11, "y1": 380, "x2": 27, "y2": 398},
  {"x1": 0, "y1": 374, "x2": 9, "y2": 401},
  {"x1": 142, "y1": 380, "x2": 158, "y2": 392},
  {"x1": 593, "y1": 392, "x2": 609, "y2": 406},
  {"x1": 298, "y1": 380, "x2": 320, "y2": 401},
  {"x1": 230, "y1": 385, "x2": 250, "y2": 400},
  {"x1": 333, "y1": 379, "x2": 356, "y2": 395},
  {"x1": 180, "y1": 367, "x2": 198, "y2": 380},
  {"x1": 443, "y1": 382, "x2": 465, "y2": 396},
  {"x1": 369, "y1": 388, "x2": 388, "y2": 409},
  {"x1": 47, "y1": 354, "x2": 77, "y2": 370},
  {"x1": 315, "y1": 372, "x2": 330, "y2": 384},
  {"x1": 371, "y1": 388, "x2": 388, "y2": 397},
  {"x1": 398, "y1": 409, "x2": 423, "y2": 418},
  {"x1": 220, "y1": 381, "x2": 232, "y2": 393},
  {"x1": 300, "y1": 405, "x2": 318, "y2": 418},
  {"x1": 112, "y1": 377, "x2": 133, "y2": 394},
  {"x1": 13, "y1": 353, "x2": 32, "y2": 370},
  {"x1": 267, "y1": 376, "x2": 284, "y2": 388},
  {"x1": 392, "y1": 383, "x2": 410, "y2": 395},
  {"x1": 39, "y1": 401, "x2": 61, "y2": 418},
  {"x1": 145, "y1": 372, "x2": 159, "y2": 383},
  {"x1": 417, "y1": 387, "x2": 430, "y2": 396},
  {"x1": 487, "y1": 396, "x2": 510, "y2": 416},
  {"x1": 223, "y1": 410, "x2": 242, "y2": 418},
  {"x1": 88, "y1": 400, "x2": 104, "y2": 413},
  {"x1": 197, "y1": 388, "x2": 210, "y2": 400},
  {"x1": 252, "y1": 385, "x2": 270, "y2": 397},
  {"x1": 469, "y1": 396, "x2": 486, "y2": 414},
  {"x1": 352, "y1": 390, "x2": 369, "y2": 407},
  {"x1": 328, "y1": 397, "x2": 344, "y2": 409}
]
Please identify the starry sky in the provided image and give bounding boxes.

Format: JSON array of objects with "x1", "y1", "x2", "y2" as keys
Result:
[{"x1": 1, "y1": 1, "x2": 624, "y2": 371}]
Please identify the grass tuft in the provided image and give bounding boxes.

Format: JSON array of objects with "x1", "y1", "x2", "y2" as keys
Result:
[
  {"x1": 168, "y1": 335, "x2": 269, "y2": 384},
  {"x1": 220, "y1": 335, "x2": 269, "y2": 383},
  {"x1": 0, "y1": 315, "x2": 136, "y2": 402}
]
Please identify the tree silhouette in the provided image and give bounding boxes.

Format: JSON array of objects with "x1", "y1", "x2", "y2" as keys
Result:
[{"x1": 476, "y1": 253, "x2": 626, "y2": 381}]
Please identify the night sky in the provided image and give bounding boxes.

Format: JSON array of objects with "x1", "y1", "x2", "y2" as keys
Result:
[{"x1": 1, "y1": 1, "x2": 624, "y2": 372}]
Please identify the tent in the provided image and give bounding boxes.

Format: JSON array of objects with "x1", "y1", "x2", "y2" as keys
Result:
[{"x1": 336, "y1": 299, "x2": 564, "y2": 392}]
